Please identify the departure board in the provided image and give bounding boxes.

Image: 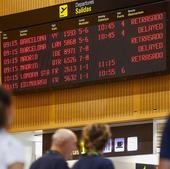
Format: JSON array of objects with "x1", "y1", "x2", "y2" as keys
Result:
[{"x1": 1, "y1": 1, "x2": 168, "y2": 92}]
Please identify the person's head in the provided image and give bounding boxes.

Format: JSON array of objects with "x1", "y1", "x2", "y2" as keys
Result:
[
  {"x1": 0, "y1": 87, "x2": 12, "y2": 129},
  {"x1": 82, "y1": 123, "x2": 111, "y2": 153},
  {"x1": 51, "y1": 129, "x2": 77, "y2": 160}
]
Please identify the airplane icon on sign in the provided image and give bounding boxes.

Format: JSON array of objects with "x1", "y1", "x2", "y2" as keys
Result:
[
  {"x1": 61, "y1": 7, "x2": 67, "y2": 13},
  {"x1": 59, "y1": 4, "x2": 68, "y2": 18}
]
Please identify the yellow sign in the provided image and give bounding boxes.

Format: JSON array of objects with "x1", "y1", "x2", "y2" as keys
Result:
[{"x1": 59, "y1": 4, "x2": 68, "y2": 18}]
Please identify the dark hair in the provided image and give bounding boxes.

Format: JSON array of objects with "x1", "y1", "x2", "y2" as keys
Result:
[
  {"x1": 82, "y1": 123, "x2": 111, "y2": 152},
  {"x1": 0, "y1": 87, "x2": 12, "y2": 128}
]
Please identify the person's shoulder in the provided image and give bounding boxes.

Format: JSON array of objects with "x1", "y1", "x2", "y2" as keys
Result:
[
  {"x1": 101, "y1": 158, "x2": 112, "y2": 164},
  {"x1": 30, "y1": 157, "x2": 42, "y2": 169},
  {"x1": 48, "y1": 153, "x2": 66, "y2": 161},
  {"x1": 160, "y1": 117, "x2": 170, "y2": 159},
  {"x1": 40, "y1": 153, "x2": 63, "y2": 161},
  {"x1": 166, "y1": 117, "x2": 170, "y2": 127},
  {"x1": 97, "y1": 157, "x2": 110, "y2": 163},
  {"x1": 162, "y1": 117, "x2": 170, "y2": 140},
  {"x1": 51, "y1": 154, "x2": 68, "y2": 169},
  {"x1": 99, "y1": 158, "x2": 114, "y2": 169},
  {"x1": 43, "y1": 153, "x2": 67, "y2": 165},
  {"x1": 72, "y1": 156, "x2": 86, "y2": 169},
  {"x1": 30, "y1": 154, "x2": 64, "y2": 169}
]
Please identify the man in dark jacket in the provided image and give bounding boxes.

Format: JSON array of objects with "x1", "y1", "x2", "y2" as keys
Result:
[
  {"x1": 159, "y1": 118, "x2": 170, "y2": 169},
  {"x1": 30, "y1": 129, "x2": 77, "y2": 169}
]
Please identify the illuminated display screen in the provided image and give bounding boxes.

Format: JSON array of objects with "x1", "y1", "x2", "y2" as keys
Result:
[{"x1": 1, "y1": 1, "x2": 168, "y2": 93}]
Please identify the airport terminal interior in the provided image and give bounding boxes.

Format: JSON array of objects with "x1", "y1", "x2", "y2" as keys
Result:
[{"x1": 0, "y1": 0, "x2": 170, "y2": 169}]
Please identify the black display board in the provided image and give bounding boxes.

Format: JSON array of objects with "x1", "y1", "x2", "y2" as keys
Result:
[
  {"x1": 136, "y1": 164, "x2": 158, "y2": 169},
  {"x1": 1, "y1": 0, "x2": 169, "y2": 93}
]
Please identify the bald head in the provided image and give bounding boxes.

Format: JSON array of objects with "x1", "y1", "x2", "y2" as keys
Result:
[
  {"x1": 52, "y1": 129, "x2": 76, "y2": 146},
  {"x1": 51, "y1": 129, "x2": 77, "y2": 160}
]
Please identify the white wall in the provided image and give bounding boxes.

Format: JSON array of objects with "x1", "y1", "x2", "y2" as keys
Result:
[
  {"x1": 112, "y1": 154, "x2": 159, "y2": 166},
  {"x1": 12, "y1": 131, "x2": 43, "y2": 169}
]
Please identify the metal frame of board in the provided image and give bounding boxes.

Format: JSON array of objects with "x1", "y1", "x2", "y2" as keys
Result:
[{"x1": 0, "y1": 0, "x2": 170, "y2": 94}]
